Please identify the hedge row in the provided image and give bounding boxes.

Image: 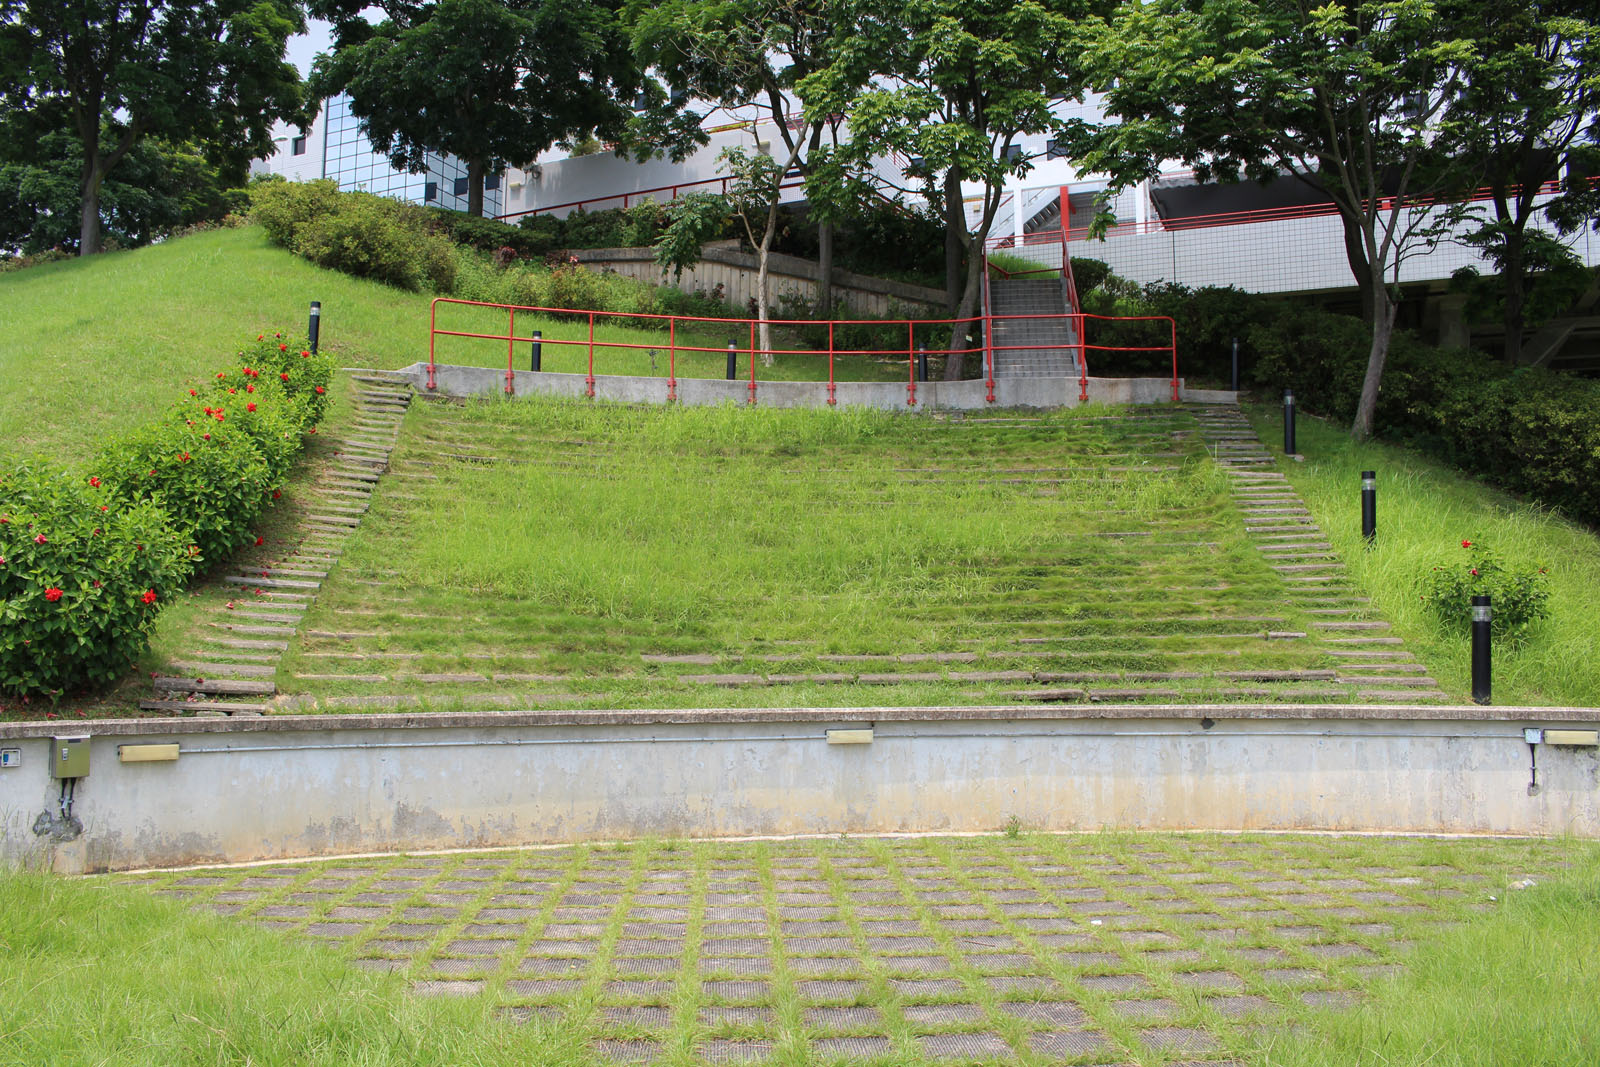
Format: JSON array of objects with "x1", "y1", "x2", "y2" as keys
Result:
[
  {"x1": 0, "y1": 334, "x2": 334, "y2": 698},
  {"x1": 1247, "y1": 304, "x2": 1600, "y2": 529}
]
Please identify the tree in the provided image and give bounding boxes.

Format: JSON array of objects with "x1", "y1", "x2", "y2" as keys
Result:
[
  {"x1": 0, "y1": 0, "x2": 307, "y2": 254},
  {"x1": 1081, "y1": 0, "x2": 1479, "y2": 440},
  {"x1": 0, "y1": 125, "x2": 247, "y2": 253},
  {"x1": 313, "y1": 0, "x2": 671, "y2": 218},
  {"x1": 1452, "y1": 3, "x2": 1600, "y2": 364},
  {"x1": 801, "y1": 0, "x2": 1101, "y2": 379},
  {"x1": 631, "y1": 0, "x2": 845, "y2": 358}
]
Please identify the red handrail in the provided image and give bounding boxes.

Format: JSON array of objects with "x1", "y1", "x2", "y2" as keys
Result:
[{"x1": 426, "y1": 297, "x2": 1177, "y2": 404}]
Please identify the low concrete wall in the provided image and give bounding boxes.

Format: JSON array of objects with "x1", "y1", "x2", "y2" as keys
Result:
[
  {"x1": 2, "y1": 705, "x2": 1596, "y2": 872},
  {"x1": 404, "y1": 363, "x2": 1221, "y2": 411},
  {"x1": 570, "y1": 245, "x2": 949, "y2": 318}
]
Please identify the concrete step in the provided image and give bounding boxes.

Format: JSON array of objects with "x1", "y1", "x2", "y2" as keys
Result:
[
  {"x1": 153, "y1": 676, "x2": 276, "y2": 696},
  {"x1": 139, "y1": 699, "x2": 269, "y2": 715}
]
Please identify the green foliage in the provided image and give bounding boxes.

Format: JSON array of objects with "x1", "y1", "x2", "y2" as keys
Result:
[
  {"x1": 1419, "y1": 540, "x2": 1551, "y2": 640},
  {"x1": 0, "y1": 329, "x2": 331, "y2": 699},
  {"x1": 427, "y1": 208, "x2": 556, "y2": 259},
  {"x1": 0, "y1": 461, "x2": 186, "y2": 697},
  {"x1": 310, "y1": 0, "x2": 674, "y2": 217},
  {"x1": 654, "y1": 192, "x2": 732, "y2": 279},
  {"x1": 0, "y1": 0, "x2": 308, "y2": 252},
  {"x1": 252, "y1": 179, "x2": 457, "y2": 292}
]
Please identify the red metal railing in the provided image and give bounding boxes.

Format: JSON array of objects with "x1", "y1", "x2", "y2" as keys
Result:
[
  {"x1": 495, "y1": 174, "x2": 808, "y2": 222},
  {"x1": 427, "y1": 298, "x2": 1178, "y2": 405}
]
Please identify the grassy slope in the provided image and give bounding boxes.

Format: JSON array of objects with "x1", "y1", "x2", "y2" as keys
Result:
[
  {"x1": 1244, "y1": 405, "x2": 1600, "y2": 707},
  {"x1": 0, "y1": 227, "x2": 902, "y2": 464},
  {"x1": 0, "y1": 226, "x2": 425, "y2": 462}
]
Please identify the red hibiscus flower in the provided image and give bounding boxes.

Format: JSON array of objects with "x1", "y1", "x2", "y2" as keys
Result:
[
  {"x1": 315, "y1": 385, "x2": 325, "y2": 394},
  {"x1": 255, "y1": 536, "x2": 264, "y2": 546},
  {"x1": 44, "y1": 587, "x2": 63, "y2": 602},
  {"x1": 1470, "y1": 568, "x2": 1479, "y2": 576},
  {"x1": 33, "y1": 533, "x2": 46, "y2": 545},
  {"x1": 246, "y1": 384, "x2": 254, "y2": 393},
  {"x1": 216, "y1": 371, "x2": 227, "y2": 379},
  {"x1": 141, "y1": 589, "x2": 158, "y2": 605},
  {"x1": 280, "y1": 372, "x2": 290, "y2": 381},
  {"x1": 272, "y1": 490, "x2": 281, "y2": 499},
  {"x1": 279, "y1": 343, "x2": 288, "y2": 351},
  {"x1": 88, "y1": 476, "x2": 100, "y2": 487},
  {"x1": 189, "y1": 389, "x2": 197, "y2": 396},
  {"x1": 247, "y1": 402, "x2": 257, "y2": 412},
  {"x1": 1461, "y1": 540, "x2": 1473, "y2": 548}
]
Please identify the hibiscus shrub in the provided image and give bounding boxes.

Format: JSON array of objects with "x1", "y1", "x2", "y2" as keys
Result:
[
  {"x1": 0, "y1": 460, "x2": 186, "y2": 697},
  {"x1": 0, "y1": 329, "x2": 331, "y2": 700},
  {"x1": 1420, "y1": 540, "x2": 1552, "y2": 640}
]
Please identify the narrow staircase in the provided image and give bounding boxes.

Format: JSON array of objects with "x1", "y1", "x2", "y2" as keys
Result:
[
  {"x1": 141, "y1": 370, "x2": 414, "y2": 716},
  {"x1": 987, "y1": 277, "x2": 1081, "y2": 378}
]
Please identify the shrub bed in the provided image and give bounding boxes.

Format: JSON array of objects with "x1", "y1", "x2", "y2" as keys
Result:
[{"x1": 0, "y1": 333, "x2": 333, "y2": 700}]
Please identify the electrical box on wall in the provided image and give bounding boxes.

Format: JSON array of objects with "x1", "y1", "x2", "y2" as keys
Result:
[
  {"x1": 50, "y1": 736, "x2": 90, "y2": 778},
  {"x1": 0, "y1": 748, "x2": 20, "y2": 768}
]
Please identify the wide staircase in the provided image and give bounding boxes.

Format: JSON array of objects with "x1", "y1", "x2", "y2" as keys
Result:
[{"x1": 987, "y1": 278, "x2": 1081, "y2": 378}]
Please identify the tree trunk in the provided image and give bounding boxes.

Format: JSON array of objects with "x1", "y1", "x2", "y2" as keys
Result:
[
  {"x1": 944, "y1": 233, "x2": 986, "y2": 381},
  {"x1": 79, "y1": 168, "x2": 104, "y2": 255},
  {"x1": 817, "y1": 219, "x2": 834, "y2": 319},
  {"x1": 466, "y1": 158, "x2": 485, "y2": 217},
  {"x1": 756, "y1": 198, "x2": 780, "y2": 366},
  {"x1": 1339, "y1": 216, "x2": 1376, "y2": 323},
  {"x1": 943, "y1": 168, "x2": 964, "y2": 314},
  {"x1": 1351, "y1": 283, "x2": 1399, "y2": 441}
]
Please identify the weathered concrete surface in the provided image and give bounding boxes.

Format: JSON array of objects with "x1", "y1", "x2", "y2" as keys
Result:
[
  {"x1": 570, "y1": 244, "x2": 949, "y2": 318},
  {"x1": 402, "y1": 363, "x2": 1231, "y2": 410},
  {"x1": 3, "y1": 705, "x2": 1595, "y2": 872}
]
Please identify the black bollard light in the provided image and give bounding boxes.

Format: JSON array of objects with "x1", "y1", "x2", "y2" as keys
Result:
[
  {"x1": 917, "y1": 344, "x2": 929, "y2": 383},
  {"x1": 1231, "y1": 337, "x2": 1239, "y2": 392},
  {"x1": 530, "y1": 329, "x2": 542, "y2": 372},
  {"x1": 1471, "y1": 595, "x2": 1492, "y2": 705},
  {"x1": 1283, "y1": 388, "x2": 1297, "y2": 456},
  {"x1": 308, "y1": 301, "x2": 321, "y2": 354},
  {"x1": 1361, "y1": 469, "x2": 1377, "y2": 547},
  {"x1": 726, "y1": 340, "x2": 738, "y2": 381}
]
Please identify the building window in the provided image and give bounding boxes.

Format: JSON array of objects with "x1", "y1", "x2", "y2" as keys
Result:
[
  {"x1": 424, "y1": 182, "x2": 437, "y2": 202},
  {"x1": 453, "y1": 176, "x2": 469, "y2": 196},
  {"x1": 484, "y1": 174, "x2": 500, "y2": 192},
  {"x1": 1003, "y1": 144, "x2": 1024, "y2": 163},
  {"x1": 291, "y1": 135, "x2": 306, "y2": 156},
  {"x1": 1046, "y1": 139, "x2": 1068, "y2": 160}
]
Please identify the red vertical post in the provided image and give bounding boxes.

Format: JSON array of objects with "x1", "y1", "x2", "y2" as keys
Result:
[
  {"x1": 667, "y1": 318, "x2": 677, "y2": 402},
  {"x1": 1170, "y1": 317, "x2": 1180, "y2": 402},
  {"x1": 427, "y1": 298, "x2": 438, "y2": 390},
  {"x1": 985, "y1": 313, "x2": 995, "y2": 404},
  {"x1": 827, "y1": 321, "x2": 837, "y2": 406},
  {"x1": 586, "y1": 312, "x2": 596, "y2": 398},
  {"x1": 906, "y1": 322, "x2": 916, "y2": 406},
  {"x1": 1079, "y1": 314, "x2": 1089, "y2": 403},
  {"x1": 505, "y1": 307, "x2": 516, "y2": 395},
  {"x1": 748, "y1": 319, "x2": 757, "y2": 405}
]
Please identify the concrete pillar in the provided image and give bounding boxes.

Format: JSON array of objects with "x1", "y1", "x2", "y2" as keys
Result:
[{"x1": 1437, "y1": 293, "x2": 1470, "y2": 349}]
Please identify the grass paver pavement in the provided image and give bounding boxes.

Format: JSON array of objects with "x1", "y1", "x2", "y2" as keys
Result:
[{"x1": 129, "y1": 832, "x2": 1581, "y2": 1066}]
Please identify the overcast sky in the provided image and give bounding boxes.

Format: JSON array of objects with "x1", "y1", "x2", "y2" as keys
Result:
[{"x1": 285, "y1": 18, "x2": 334, "y2": 79}]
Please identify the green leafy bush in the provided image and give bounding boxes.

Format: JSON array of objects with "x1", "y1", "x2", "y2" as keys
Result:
[
  {"x1": 0, "y1": 329, "x2": 330, "y2": 700},
  {"x1": 252, "y1": 179, "x2": 456, "y2": 292},
  {"x1": 0, "y1": 460, "x2": 186, "y2": 697},
  {"x1": 1420, "y1": 540, "x2": 1552, "y2": 639}
]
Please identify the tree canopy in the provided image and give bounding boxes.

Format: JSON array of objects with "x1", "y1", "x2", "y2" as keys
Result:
[
  {"x1": 1081, "y1": 0, "x2": 1480, "y2": 439},
  {"x1": 312, "y1": 0, "x2": 681, "y2": 217},
  {"x1": 0, "y1": 0, "x2": 307, "y2": 253},
  {"x1": 801, "y1": 0, "x2": 1102, "y2": 378}
]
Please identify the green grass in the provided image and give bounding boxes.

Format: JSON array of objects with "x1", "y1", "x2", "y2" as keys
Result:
[
  {"x1": 0, "y1": 868, "x2": 549, "y2": 1066},
  {"x1": 15, "y1": 832, "x2": 1582, "y2": 1067},
  {"x1": 0, "y1": 227, "x2": 900, "y2": 464},
  {"x1": 1262, "y1": 848, "x2": 1600, "y2": 1066},
  {"x1": 1244, "y1": 404, "x2": 1600, "y2": 707},
  {"x1": 271, "y1": 398, "x2": 1418, "y2": 712}
]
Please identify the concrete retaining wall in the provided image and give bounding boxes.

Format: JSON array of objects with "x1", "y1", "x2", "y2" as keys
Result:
[
  {"x1": 3, "y1": 705, "x2": 1596, "y2": 872},
  {"x1": 569, "y1": 245, "x2": 949, "y2": 319},
  {"x1": 404, "y1": 363, "x2": 1216, "y2": 411}
]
